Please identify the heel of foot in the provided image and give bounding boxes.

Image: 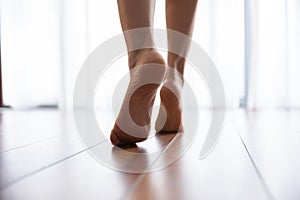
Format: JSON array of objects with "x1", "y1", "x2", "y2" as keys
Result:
[
  {"x1": 110, "y1": 124, "x2": 148, "y2": 146},
  {"x1": 110, "y1": 49, "x2": 167, "y2": 146},
  {"x1": 155, "y1": 82, "x2": 183, "y2": 134}
]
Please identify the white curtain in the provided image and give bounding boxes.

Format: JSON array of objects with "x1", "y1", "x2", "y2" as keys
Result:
[
  {"x1": 1, "y1": 0, "x2": 299, "y2": 109},
  {"x1": 1, "y1": 0, "x2": 61, "y2": 107},
  {"x1": 247, "y1": 0, "x2": 300, "y2": 109}
]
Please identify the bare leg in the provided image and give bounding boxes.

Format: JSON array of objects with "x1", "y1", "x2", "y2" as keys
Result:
[
  {"x1": 156, "y1": 0, "x2": 198, "y2": 133},
  {"x1": 111, "y1": 0, "x2": 166, "y2": 146}
]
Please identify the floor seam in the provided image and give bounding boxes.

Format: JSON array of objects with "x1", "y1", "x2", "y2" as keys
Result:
[
  {"x1": 0, "y1": 140, "x2": 106, "y2": 190},
  {"x1": 233, "y1": 124, "x2": 276, "y2": 200},
  {"x1": 1, "y1": 132, "x2": 73, "y2": 154},
  {"x1": 121, "y1": 133, "x2": 183, "y2": 200}
]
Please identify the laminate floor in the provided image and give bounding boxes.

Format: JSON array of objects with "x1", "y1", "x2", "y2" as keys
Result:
[{"x1": 1, "y1": 108, "x2": 299, "y2": 200}]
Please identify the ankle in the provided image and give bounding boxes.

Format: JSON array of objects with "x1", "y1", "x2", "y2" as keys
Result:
[
  {"x1": 128, "y1": 48, "x2": 155, "y2": 68},
  {"x1": 168, "y1": 57, "x2": 185, "y2": 74}
]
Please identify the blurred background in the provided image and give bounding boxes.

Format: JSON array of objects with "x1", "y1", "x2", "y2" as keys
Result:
[
  {"x1": 1, "y1": 1, "x2": 300, "y2": 200},
  {"x1": 1, "y1": 0, "x2": 300, "y2": 109}
]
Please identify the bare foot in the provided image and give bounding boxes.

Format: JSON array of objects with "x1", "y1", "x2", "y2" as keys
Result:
[
  {"x1": 155, "y1": 71, "x2": 183, "y2": 133},
  {"x1": 110, "y1": 49, "x2": 166, "y2": 146}
]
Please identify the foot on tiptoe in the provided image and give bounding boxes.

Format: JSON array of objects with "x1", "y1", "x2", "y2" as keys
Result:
[
  {"x1": 155, "y1": 73, "x2": 184, "y2": 134},
  {"x1": 110, "y1": 49, "x2": 166, "y2": 146}
]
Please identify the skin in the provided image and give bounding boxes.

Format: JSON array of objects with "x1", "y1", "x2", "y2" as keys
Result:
[
  {"x1": 110, "y1": 0, "x2": 198, "y2": 146},
  {"x1": 156, "y1": 0, "x2": 198, "y2": 133}
]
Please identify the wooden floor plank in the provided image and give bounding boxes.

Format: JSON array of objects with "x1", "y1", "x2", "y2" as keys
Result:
[
  {"x1": 125, "y1": 117, "x2": 270, "y2": 200},
  {"x1": 1, "y1": 151, "x2": 141, "y2": 200},
  {"x1": 0, "y1": 125, "x2": 176, "y2": 200},
  {"x1": 0, "y1": 110, "x2": 74, "y2": 152},
  {"x1": 0, "y1": 109, "x2": 179, "y2": 199},
  {"x1": 232, "y1": 110, "x2": 300, "y2": 200},
  {"x1": 0, "y1": 133, "x2": 100, "y2": 188},
  {"x1": 0, "y1": 109, "x2": 283, "y2": 200}
]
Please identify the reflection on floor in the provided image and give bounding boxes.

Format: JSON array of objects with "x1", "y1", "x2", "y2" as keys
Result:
[{"x1": 1, "y1": 109, "x2": 300, "y2": 200}]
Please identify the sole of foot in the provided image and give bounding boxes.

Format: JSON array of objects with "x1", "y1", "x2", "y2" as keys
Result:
[
  {"x1": 110, "y1": 49, "x2": 166, "y2": 146},
  {"x1": 155, "y1": 79, "x2": 183, "y2": 134}
]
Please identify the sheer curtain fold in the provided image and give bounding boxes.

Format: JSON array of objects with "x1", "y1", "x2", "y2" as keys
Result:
[
  {"x1": 247, "y1": 0, "x2": 300, "y2": 109},
  {"x1": 1, "y1": 0, "x2": 61, "y2": 107},
  {"x1": 287, "y1": 0, "x2": 300, "y2": 108},
  {"x1": 1, "y1": 0, "x2": 299, "y2": 109}
]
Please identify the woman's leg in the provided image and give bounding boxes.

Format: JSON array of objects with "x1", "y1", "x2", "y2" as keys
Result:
[
  {"x1": 111, "y1": 0, "x2": 166, "y2": 146},
  {"x1": 156, "y1": 0, "x2": 198, "y2": 133}
]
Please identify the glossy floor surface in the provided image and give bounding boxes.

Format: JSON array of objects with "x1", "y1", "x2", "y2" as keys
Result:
[{"x1": 1, "y1": 109, "x2": 300, "y2": 200}]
